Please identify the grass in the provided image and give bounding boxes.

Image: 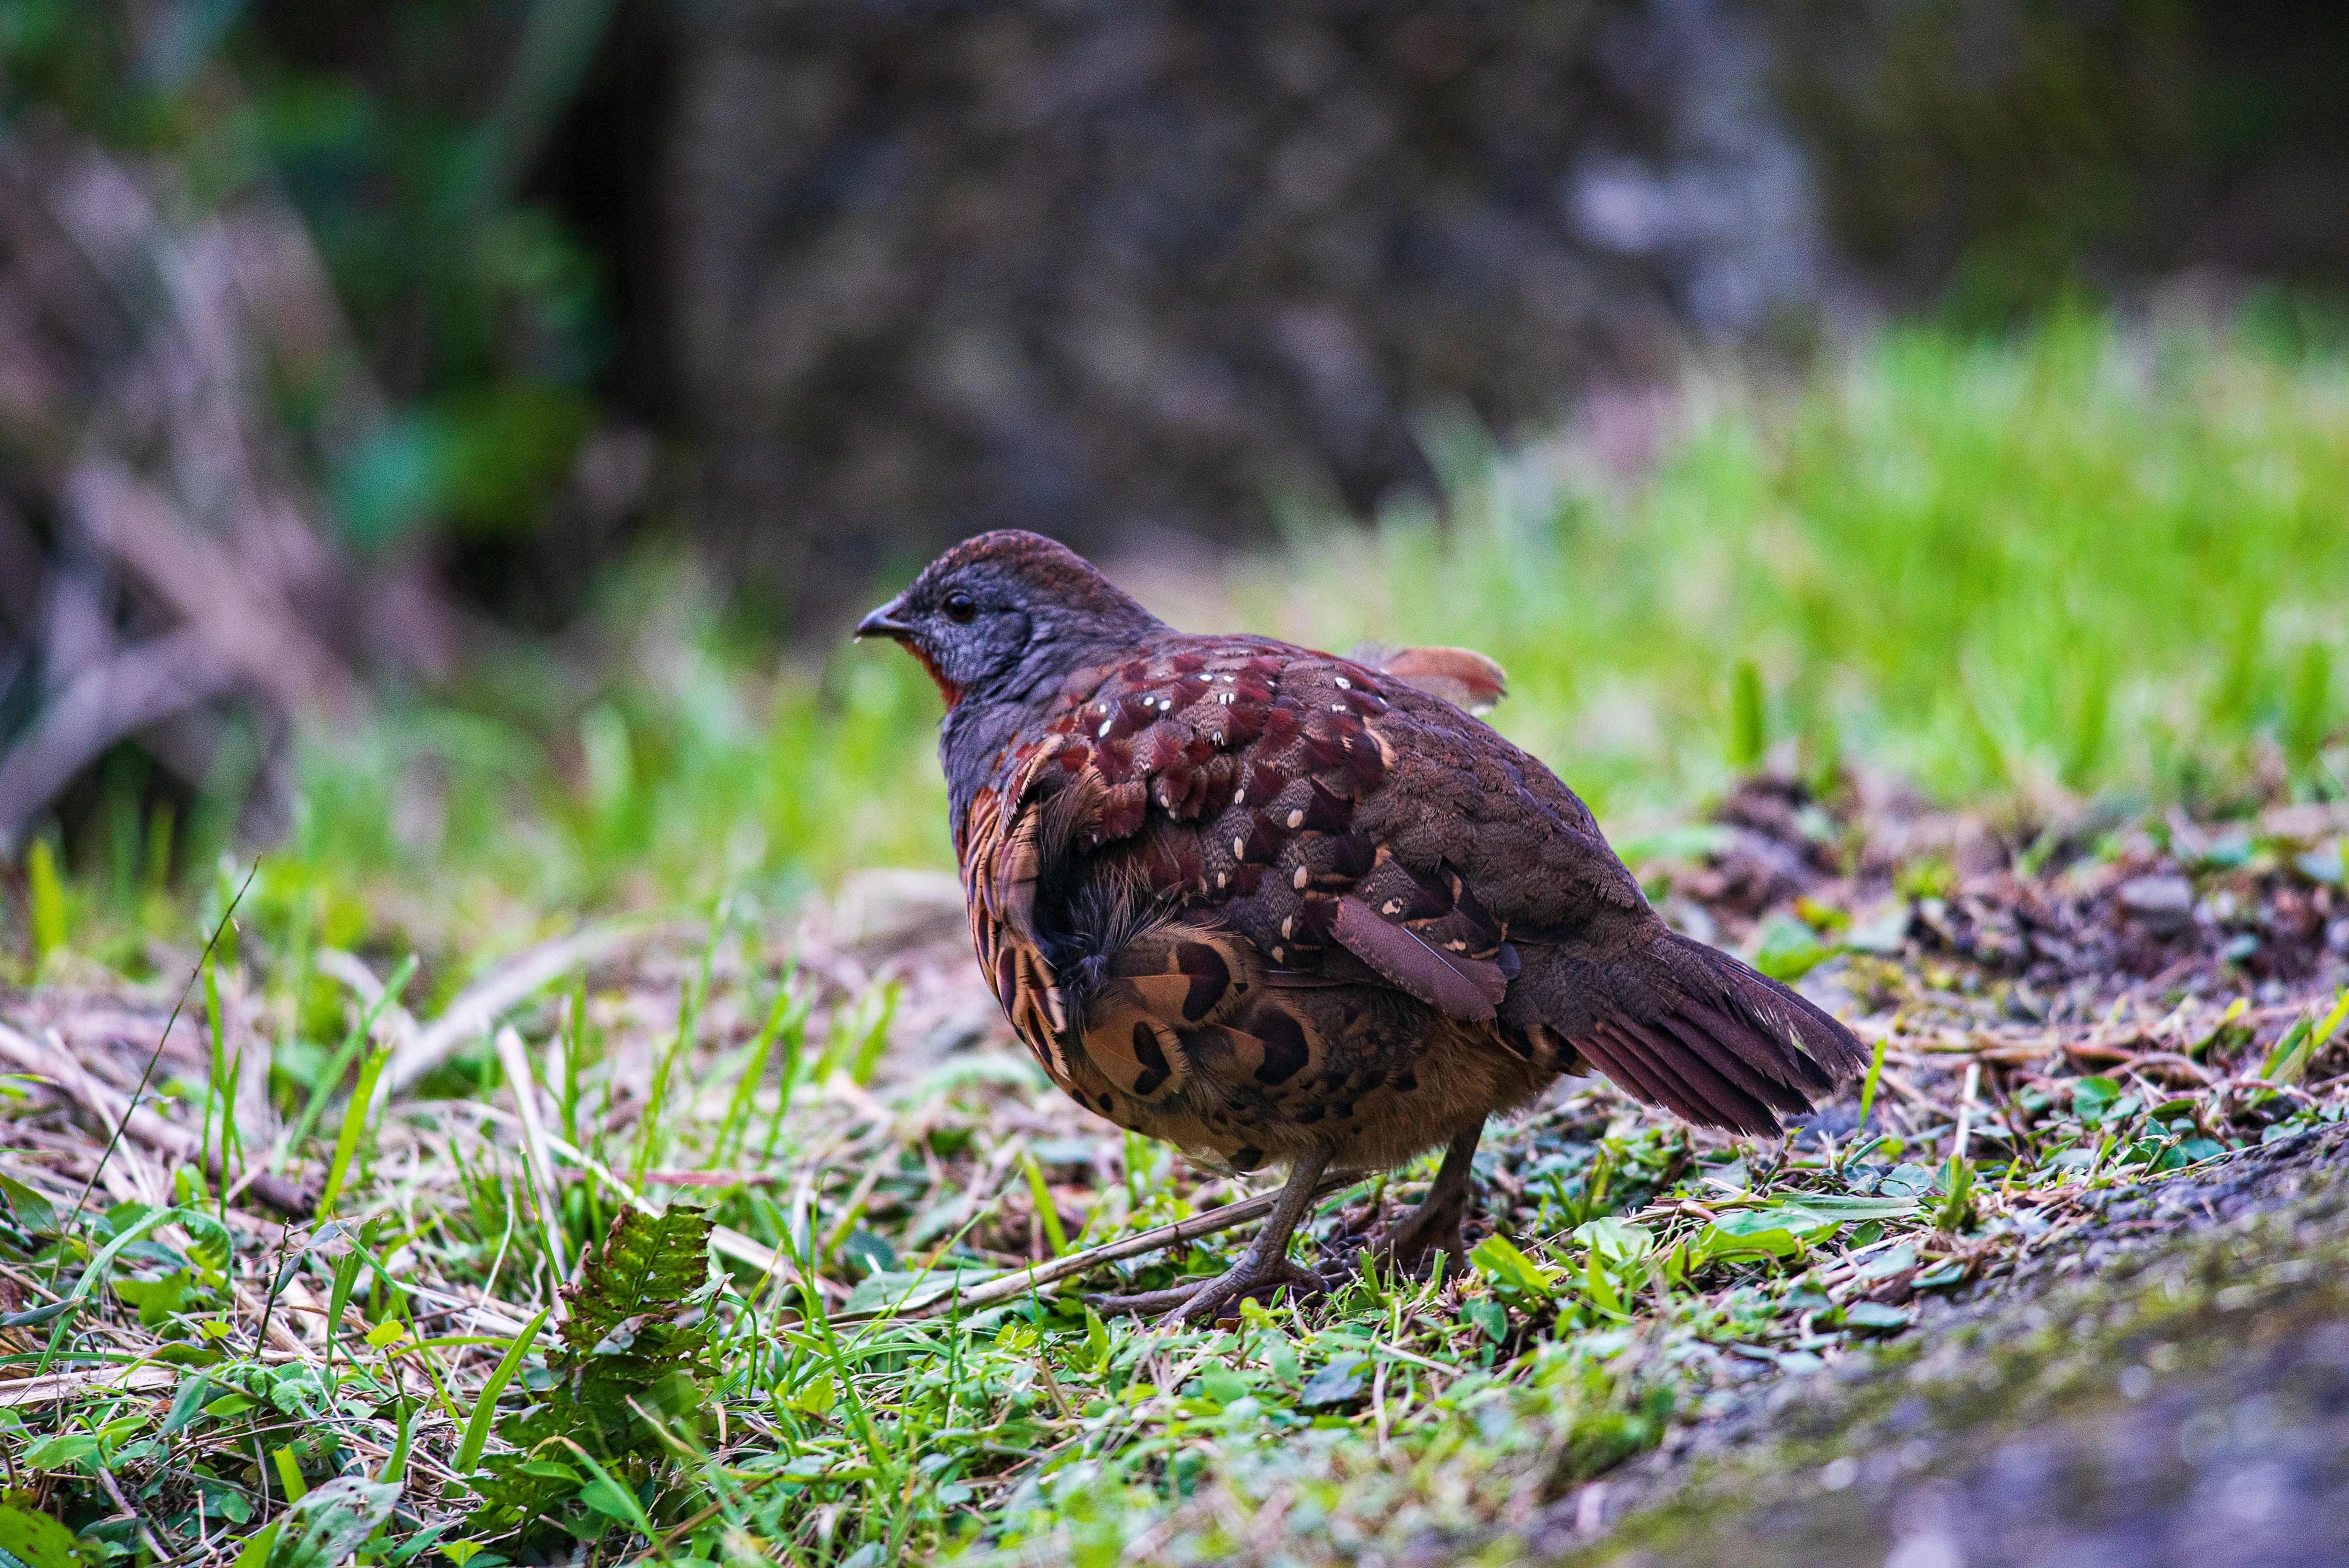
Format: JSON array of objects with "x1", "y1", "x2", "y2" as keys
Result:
[
  {"x1": 5, "y1": 901, "x2": 2344, "y2": 1565},
  {"x1": 1251, "y1": 310, "x2": 2349, "y2": 820},
  {"x1": 5, "y1": 312, "x2": 2349, "y2": 1563}
]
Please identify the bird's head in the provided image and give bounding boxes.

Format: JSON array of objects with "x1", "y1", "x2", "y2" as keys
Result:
[{"x1": 855, "y1": 530, "x2": 1162, "y2": 704}]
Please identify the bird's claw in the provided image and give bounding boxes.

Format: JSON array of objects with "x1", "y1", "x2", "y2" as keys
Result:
[{"x1": 1363, "y1": 1192, "x2": 1472, "y2": 1282}]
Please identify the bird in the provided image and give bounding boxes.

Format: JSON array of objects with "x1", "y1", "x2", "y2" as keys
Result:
[{"x1": 857, "y1": 530, "x2": 1866, "y2": 1323}]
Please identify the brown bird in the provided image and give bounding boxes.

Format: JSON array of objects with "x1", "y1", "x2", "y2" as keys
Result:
[{"x1": 858, "y1": 531, "x2": 1864, "y2": 1322}]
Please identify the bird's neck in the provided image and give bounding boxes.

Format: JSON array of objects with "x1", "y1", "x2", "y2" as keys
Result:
[{"x1": 937, "y1": 622, "x2": 1143, "y2": 829}]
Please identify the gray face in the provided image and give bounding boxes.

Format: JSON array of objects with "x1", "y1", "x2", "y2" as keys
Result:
[{"x1": 856, "y1": 563, "x2": 1041, "y2": 698}]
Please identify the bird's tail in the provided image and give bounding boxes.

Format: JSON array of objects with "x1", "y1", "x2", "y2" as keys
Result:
[{"x1": 1505, "y1": 924, "x2": 1868, "y2": 1135}]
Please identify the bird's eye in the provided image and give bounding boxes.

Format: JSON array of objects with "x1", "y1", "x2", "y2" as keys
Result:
[{"x1": 942, "y1": 592, "x2": 978, "y2": 624}]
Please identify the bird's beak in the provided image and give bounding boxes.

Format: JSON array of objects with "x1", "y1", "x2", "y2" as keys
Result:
[{"x1": 855, "y1": 596, "x2": 914, "y2": 641}]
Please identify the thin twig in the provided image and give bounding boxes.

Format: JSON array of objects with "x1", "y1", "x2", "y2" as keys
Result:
[
  {"x1": 97, "y1": 1460, "x2": 171, "y2": 1562},
  {"x1": 833, "y1": 1171, "x2": 1367, "y2": 1323}
]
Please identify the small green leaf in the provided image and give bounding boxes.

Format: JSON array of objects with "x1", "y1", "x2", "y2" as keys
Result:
[
  {"x1": 182, "y1": 1211, "x2": 234, "y2": 1280},
  {"x1": 1856, "y1": 1243, "x2": 1918, "y2": 1280},
  {"x1": 1298, "y1": 1354, "x2": 1368, "y2": 1408},
  {"x1": 1197, "y1": 1367, "x2": 1250, "y2": 1406},
  {"x1": 1570, "y1": 1216, "x2": 1658, "y2": 1260},
  {"x1": 163, "y1": 1371, "x2": 214, "y2": 1435},
  {"x1": 21, "y1": 1432, "x2": 98, "y2": 1472},
  {"x1": 2271, "y1": 990, "x2": 2349, "y2": 1086},
  {"x1": 2076, "y1": 1070, "x2": 2132, "y2": 1122},
  {"x1": 1753, "y1": 914, "x2": 1835, "y2": 982},
  {"x1": 1582, "y1": 1248, "x2": 1628, "y2": 1318},
  {"x1": 0, "y1": 1503, "x2": 83, "y2": 1568},
  {"x1": 577, "y1": 1477, "x2": 640, "y2": 1520},
  {"x1": 1462, "y1": 1297, "x2": 1509, "y2": 1345},
  {"x1": 1697, "y1": 1224, "x2": 1802, "y2": 1263},
  {"x1": 839, "y1": 1227, "x2": 900, "y2": 1277},
  {"x1": 0, "y1": 1173, "x2": 57, "y2": 1235},
  {"x1": 1468, "y1": 1234, "x2": 1558, "y2": 1298},
  {"x1": 1841, "y1": 1300, "x2": 1911, "y2": 1332}
]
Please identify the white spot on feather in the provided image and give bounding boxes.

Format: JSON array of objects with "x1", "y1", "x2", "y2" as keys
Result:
[
  {"x1": 1286, "y1": 809, "x2": 1304, "y2": 828},
  {"x1": 1293, "y1": 865, "x2": 1310, "y2": 889}
]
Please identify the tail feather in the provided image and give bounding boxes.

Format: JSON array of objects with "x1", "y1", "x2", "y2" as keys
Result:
[{"x1": 1504, "y1": 924, "x2": 1868, "y2": 1135}]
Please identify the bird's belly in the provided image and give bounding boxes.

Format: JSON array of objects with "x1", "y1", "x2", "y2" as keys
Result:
[{"x1": 1092, "y1": 1004, "x2": 1560, "y2": 1175}]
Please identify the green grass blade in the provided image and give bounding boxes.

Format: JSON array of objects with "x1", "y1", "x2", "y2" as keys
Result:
[
  {"x1": 453, "y1": 1303, "x2": 553, "y2": 1474},
  {"x1": 285, "y1": 954, "x2": 419, "y2": 1161},
  {"x1": 1729, "y1": 657, "x2": 1767, "y2": 773},
  {"x1": 1857, "y1": 1030, "x2": 1890, "y2": 1135},
  {"x1": 26, "y1": 837, "x2": 67, "y2": 965},
  {"x1": 711, "y1": 974, "x2": 795, "y2": 1170},
  {"x1": 319, "y1": 1044, "x2": 393, "y2": 1218},
  {"x1": 1021, "y1": 1149, "x2": 1069, "y2": 1256},
  {"x1": 633, "y1": 899, "x2": 730, "y2": 1184}
]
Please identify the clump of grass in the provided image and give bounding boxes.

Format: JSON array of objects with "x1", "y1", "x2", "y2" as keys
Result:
[{"x1": 1251, "y1": 314, "x2": 2349, "y2": 821}]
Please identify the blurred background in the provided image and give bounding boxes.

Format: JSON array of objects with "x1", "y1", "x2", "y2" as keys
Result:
[{"x1": 3, "y1": 0, "x2": 2348, "y2": 969}]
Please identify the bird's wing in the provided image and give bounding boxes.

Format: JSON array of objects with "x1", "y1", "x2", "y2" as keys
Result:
[
  {"x1": 969, "y1": 639, "x2": 1592, "y2": 1061},
  {"x1": 970, "y1": 635, "x2": 1860, "y2": 1134}
]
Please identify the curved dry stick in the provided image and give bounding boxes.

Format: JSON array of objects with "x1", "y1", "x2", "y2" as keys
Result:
[{"x1": 382, "y1": 917, "x2": 675, "y2": 1098}]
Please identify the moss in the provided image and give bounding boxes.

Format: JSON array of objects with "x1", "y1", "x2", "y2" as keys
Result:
[{"x1": 1543, "y1": 1132, "x2": 2349, "y2": 1565}]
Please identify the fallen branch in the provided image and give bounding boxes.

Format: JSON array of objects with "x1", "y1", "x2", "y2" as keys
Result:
[
  {"x1": 0, "y1": 625, "x2": 237, "y2": 847},
  {"x1": 67, "y1": 458, "x2": 359, "y2": 721},
  {"x1": 0, "y1": 1362, "x2": 177, "y2": 1409}
]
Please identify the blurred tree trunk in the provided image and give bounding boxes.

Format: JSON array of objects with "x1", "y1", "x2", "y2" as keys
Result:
[{"x1": 661, "y1": 0, "x2": 1822, "y2": 621}]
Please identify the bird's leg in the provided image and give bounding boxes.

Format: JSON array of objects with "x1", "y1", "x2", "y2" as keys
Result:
[
  {"x1": 1089, "y1": 1150, "x2": 1330, "y2": 1323},
  {"x1": 1376, "y1": 1125, "x2": 1482, "y2": 1280}
]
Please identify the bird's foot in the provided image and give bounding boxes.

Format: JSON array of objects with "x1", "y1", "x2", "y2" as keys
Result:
[
  {"x1": 1368, "y1": 1191, "x2": 1471, "y2": 1283},
  {"x1": 1087, "y1": 1257, "x2": 1323, "y2": 1324}
]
